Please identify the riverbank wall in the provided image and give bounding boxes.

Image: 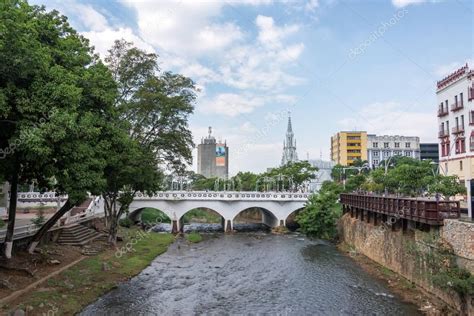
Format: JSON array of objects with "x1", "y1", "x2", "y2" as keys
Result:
[{"x1": 339, "y1": 213, "x2": 473, "y2": 315}]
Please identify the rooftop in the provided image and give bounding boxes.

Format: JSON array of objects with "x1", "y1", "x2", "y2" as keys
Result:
[{"x1": 436, "y1": 63, "x2": 472, "y2": 90}]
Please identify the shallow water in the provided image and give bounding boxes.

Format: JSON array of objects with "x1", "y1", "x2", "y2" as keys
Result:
[{"x1": 81, "y1": 233, "x2": 420, "y2": 315}]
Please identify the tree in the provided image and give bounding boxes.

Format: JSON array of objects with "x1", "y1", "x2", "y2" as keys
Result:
[
  {"x1": 102, "y1": 40, "x2": 196, "y2": 244},
  {"x1": 263, "y1": 161, "x2": 317, "y2": 191},
  {"x1": 0, "y1": 1, "x2": 116, "y2": 257},
  {"x1": 296, "y1": 187, "x2": 341, "y2": 239},
  {"x1": 429, "y1": 175, "x2": 466, "y2": 200},
  {"x1": 232, "y1": 172, "x2": 258, "y2": 191}
]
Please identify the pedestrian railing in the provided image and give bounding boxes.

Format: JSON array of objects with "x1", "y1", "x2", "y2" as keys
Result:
[{"x1": 340, "y1": 193, "x2": 460, "y2": 225}]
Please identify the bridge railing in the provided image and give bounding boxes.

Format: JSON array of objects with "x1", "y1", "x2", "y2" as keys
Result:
[
  {"x1": 340, "y1": 193, "x2": 460, "y2": 225},
  {"x1": 134, "y1": 191, "x2": 310, "y2": 201},
  {"x1": 0, "y1": 196, "x2": 104, "y2": 242}
]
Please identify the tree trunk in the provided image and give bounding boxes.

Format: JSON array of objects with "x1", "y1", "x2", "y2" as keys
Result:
[
  {"x1": 108, "y1": 215, "x2": 118, "y2": 246},
  {"x1": 27, "y1": 199, "x2": 73, "y2": 254},
  {"x1": 4, "y1": 160, "x2": 19, "y2": 259}
]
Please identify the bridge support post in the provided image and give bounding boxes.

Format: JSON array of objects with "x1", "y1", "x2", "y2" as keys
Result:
[
  {"x1": 279, "y1": 219, "x2": 286, "y2": 227},
  {"x1": 225, "y1": 219, "x2": 233, "y2": 233},
  {"x1": 360, "y1": 209, "x2": 364, "y2": 221},
  {"x1": 171, "y1": 220, "x2": 179, "y2": 234}
]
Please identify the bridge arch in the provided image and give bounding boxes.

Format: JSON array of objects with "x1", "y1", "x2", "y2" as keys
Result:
[
  {"x1": 233, "y1": 206, "x2": 279, "y2": 229},
  {"x1": 285, "y1": 207, "x2": 305, "y2": 231},
  {"x1": 129, "y1": 207, "x2": 171, "y2": 224}
]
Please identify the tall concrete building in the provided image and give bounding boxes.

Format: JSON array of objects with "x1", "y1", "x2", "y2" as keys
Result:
[
  {"x1": 197, "y1": 127, "x2": 229, "y2": 179},
  {"x1": 367, "y1": 134, "x2": 420, "y2": 168},
  {"x1": 331, "y1": 131, "x2": 367, "y2": 166},
  {"x1": 437, "y1": 63, "x2": 473, "y2": 218},
  {"x1": 281, "y1": 114, "x2": 298, "y2": 165}
]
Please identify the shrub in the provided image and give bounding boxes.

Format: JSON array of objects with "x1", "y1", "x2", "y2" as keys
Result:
[
  {"x1": 185, "y1": 232, "x2": 202, "y2": 243},
  {"x1": 31, "y1": 210, "x2": 46, "y2": 228},
  {"x1": 119, "y1": 217, "x2": 133, "y2": 228},
  {"x1": 296, "y1": 190, "x2": 341, "y2": 240}
]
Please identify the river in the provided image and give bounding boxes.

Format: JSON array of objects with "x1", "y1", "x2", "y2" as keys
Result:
[{"x1": 81, "y1": 232, "x2": 420, "y2": 315}]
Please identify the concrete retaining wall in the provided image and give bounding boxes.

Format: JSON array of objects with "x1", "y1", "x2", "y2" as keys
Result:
[{"x1": 339, "y1": 214, "x2": 473, "y2": 315}]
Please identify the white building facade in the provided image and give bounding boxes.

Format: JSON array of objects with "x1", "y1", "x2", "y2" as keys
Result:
[
  {"x1": 437, "y1": 63, "x2": 474, "y2": 218},
  {"x1": 308, "y1": 159, "x2": 335, "y2": 192},
  {"x1": 367, "y1": 134, "x2": 420, "y2": 168}
]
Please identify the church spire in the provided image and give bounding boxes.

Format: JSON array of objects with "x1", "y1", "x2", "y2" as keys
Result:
[{"x1": 281, "y1": 112, "x2": 298, "y2": 166}]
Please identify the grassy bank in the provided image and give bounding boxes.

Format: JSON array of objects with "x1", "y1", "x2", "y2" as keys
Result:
[{"x1": 1, "y1": 228, "x2": 175, "y2": 315}]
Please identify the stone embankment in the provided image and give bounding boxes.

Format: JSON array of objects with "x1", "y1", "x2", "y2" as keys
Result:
[{"x1": 339, "y1": 214, "x2": 473, "y2": 315}]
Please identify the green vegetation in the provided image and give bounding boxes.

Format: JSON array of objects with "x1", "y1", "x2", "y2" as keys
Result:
[
  {"x1": 1, "y1": 228, "x2": 175, "y2": 315},
  {"x1": 296, "y1": 183, "x2": 342, "y2": 240},
  {"x1": 185, "y1": 232, "x2": 203, "y2": 243},
  {"x1": 182, "y1": 208, "x2": 221, "y2": 223},
  {"x1": 188, "y1": 160, "x2": 318, "y2": 192},
  {"x1": 118, "y1": 217, "x2": 133, "y2": 228},
  {"x1": 30, "y1": 210, "x2": 46, "y2": 228},
  {"x1": 0, "y1": 1, "x2": 196, "y2": 255},
  {"x1": 141, "y1": 208, "x2": 170, "y2": 224},
  {"x1": 0, "y1": 219, "x2": 4, "y2": 228},
  {"x1": 332, "y1": 157, "x2": 465, "y2": 198},
  {"x1": 407, "y1": 236, "x2": 474, "y2": 296}
]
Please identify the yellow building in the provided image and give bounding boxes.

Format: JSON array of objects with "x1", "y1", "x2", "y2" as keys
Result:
[{"x1": 331, "y1": 131, "x2": 367, "y2": 166}]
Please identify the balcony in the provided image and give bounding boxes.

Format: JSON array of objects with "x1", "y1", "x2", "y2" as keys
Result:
[
  {"x1": 438, "y1": 107, "x2": 449, "y2": 117},
  {"x1": 438, "y1": 130, "x2": 449, "y2": 138},
  {"x1": 452, "y1": 125, "x2": 465, "y2": 134},
  {"x1": 451, "y1": 102, "x2": 464, "y2": 112}
]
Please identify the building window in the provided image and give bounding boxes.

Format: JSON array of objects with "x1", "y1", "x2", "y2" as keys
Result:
[
  {"x1": 394, "y1": 142, "x2": 400, "y2": 148},
  {"x1": 460, "y1": 92, "x2": 464, "y2": 106},
  {"x1": 373, "y1": 142, "x2": 378, "y2": 148},
  {"x1": 404, "y1": 151, "x2": 411, "y2": 157},
  {"x1": 374, "y1": 151, "x2": 379, "y2": 157},
  {"x1": 470, "y1": 136, "x2": 474, "y2": 151},
  {"x1": 373, "y1": 159, "x2": 379, "y2": 166},
  {"x1": 445, "y1": 162, "x2": 448, "y2": 173},
  {"x1": 384, "y1": 142, "x2": 389, "y2": 148},
  {"x1": 405, "y1": 142, "x2": 411, "y2": 148},
  {"x1": 455, "y1": 95, "x2": 458, "y2": 106},
  {"x1": 394, "y1": 151, "x2": 401, "y2": 156},
  {"x1": 384, "y1": 151, "x2": 390, "y2": 157},
  {"x1": 460, "y1": 160, "x2": 463, "y2": 171}
]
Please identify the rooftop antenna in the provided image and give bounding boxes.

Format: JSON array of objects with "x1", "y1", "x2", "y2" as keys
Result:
[{"x1": 208, "y1": 126, "x2": 212, "y2": 138}]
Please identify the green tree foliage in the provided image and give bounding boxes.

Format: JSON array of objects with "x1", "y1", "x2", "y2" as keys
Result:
[
  {"x1": 429, "y1": 175, "x2": 466, "y2": 200},
  {"x1": 0, "y1": 1, "x2": 116, "y2": 256},
  {"x1": 102, "y1": 40, "x2": 196, "y2": 244},
  {"x1": 296, "y1": 186, "x2": 341, "y2": 239},
  {"x1": 262, "y1": 161, "x2": 317, "y2": 191},
  {"x1": 232, "y1": 171, "x2": 258, "y2": 191}
]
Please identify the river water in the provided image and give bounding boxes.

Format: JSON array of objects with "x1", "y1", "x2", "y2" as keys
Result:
[{"x1": 81, "y1": 233, "x2": 420, "y2": 315}]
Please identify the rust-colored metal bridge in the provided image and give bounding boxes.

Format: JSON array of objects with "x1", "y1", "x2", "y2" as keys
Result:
[{"x1": 340, "y1": 193, "x2": 460, "y2": 226}]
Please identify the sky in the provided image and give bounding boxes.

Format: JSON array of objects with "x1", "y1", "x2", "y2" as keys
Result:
[{"x1": 32, "y1": 0, "x2": 473, "y2": 175}]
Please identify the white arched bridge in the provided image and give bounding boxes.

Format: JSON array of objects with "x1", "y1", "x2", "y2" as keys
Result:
[{"x1": 128, "y1": 191, "x2": 310, "y2": 233}]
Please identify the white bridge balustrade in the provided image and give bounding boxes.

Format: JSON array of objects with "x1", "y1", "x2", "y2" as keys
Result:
[{"x1": 128, "y1": 191, "x2": 310, "y2": 233}]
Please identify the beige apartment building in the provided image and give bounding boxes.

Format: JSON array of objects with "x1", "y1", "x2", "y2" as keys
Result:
[
  {"x1": 331, "y1": 131, "x2": 367, "y2": 166},
  {"x1": 437, "y1": 63, "x2": 474, "y2": 218}
]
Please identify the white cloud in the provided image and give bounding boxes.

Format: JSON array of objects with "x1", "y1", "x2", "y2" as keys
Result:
[
  {"x1": 83, "y1": 27, "x2": 155, "y2": 58},
  {"x1": 199, "y1": 93, "x2": 265, "y2": 117},
  {"x1": 74, "y1": 3, "x2": 109, "y2": 31},
  {"x1": 338, "y1": 102, "x2": 437, "y2": 142},
  {"x1": 256, "y1": 15, "x2": 300, "y2": 48},
  {"x1": 305, "y1": 0, "x2": 320, "y2": 12},
  {"x1": 391, "y1": 0, "x2": 442, "y2": 8}
]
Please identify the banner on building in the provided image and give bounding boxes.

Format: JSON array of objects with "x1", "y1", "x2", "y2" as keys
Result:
[{"x1": 216, "y1": 144, "x2": 226, "y2": 166}]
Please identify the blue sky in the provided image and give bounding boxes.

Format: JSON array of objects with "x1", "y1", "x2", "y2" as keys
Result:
[{"x1": 32, "y1": 0, "x2": 473, "y2": 174}]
